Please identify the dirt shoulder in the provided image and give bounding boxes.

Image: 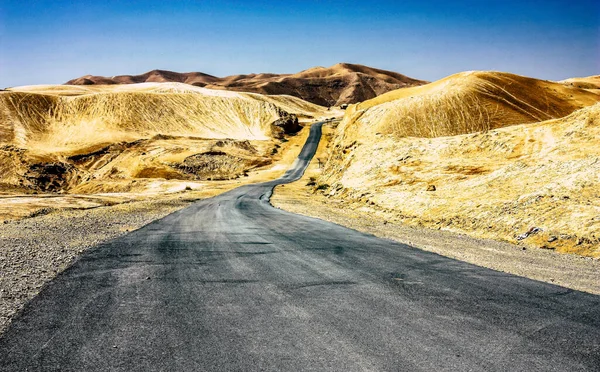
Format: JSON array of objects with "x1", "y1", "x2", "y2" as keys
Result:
[{"x1": 271, "y1": 123, "x2": 600, "y2": 295}]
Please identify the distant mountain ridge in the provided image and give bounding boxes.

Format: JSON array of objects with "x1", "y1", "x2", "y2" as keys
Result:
[{"x1": 66, "y1": 63, "x2": 428, "y2": 106}]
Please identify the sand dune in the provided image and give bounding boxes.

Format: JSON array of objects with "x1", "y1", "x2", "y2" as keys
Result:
[
  {"x1": 65, "y1": 63, "x2": 427, "y2": 106},
  {"x1": 0, "y1": 83, "x2": 327, "y2": 194},
  {"x1": 317, "y1": 71, "x2": 600, "y2": 257},
  {"x1": 341, "y1": 71, "x2": 599, "y2": 139},
  {"x1": 2, "y1": 83, "x2": 325, "y2": 150}
]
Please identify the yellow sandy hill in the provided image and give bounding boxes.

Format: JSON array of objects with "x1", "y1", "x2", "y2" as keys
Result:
[
  {"x1": 560, "y1": 75, "x2": 600, "y2": 92},
  {"x1": 317, "y1": 72, "x2": 600, "y2": 257},
  {"x1": 342, "y1": 71, "x2": 599, "y2": 139},
  {"x1": 0, "y1": 83, "x2": 327, "y2": 194},
  {"x1": 2, "y1": 83, "x2": 325, "y2": 152}
]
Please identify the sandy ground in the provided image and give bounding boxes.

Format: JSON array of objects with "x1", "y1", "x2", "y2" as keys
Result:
[
  {"x1": 0, "y1": 124, "x2": 316, "y2": 334},
  {"x1": 271, "y1": 123, "x2": 600, "y2": 295}
]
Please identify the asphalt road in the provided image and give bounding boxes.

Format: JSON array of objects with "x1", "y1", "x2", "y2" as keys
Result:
[{"x1": 1, "y1": 122, "x2": 599, "y2": 371}]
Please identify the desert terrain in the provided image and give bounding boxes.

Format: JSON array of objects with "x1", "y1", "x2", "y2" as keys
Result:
[
  {"x1": 0, "y1": 81, "x2": 332, "y2": 330},
  {"x1": 0, "y1": 82, "x2": 331, "y2": 213},
  {"x1": 1, "y1": 67, "x2": 599, "y2": 337},
  {"x1": 560, "y1": 74, "x2": 600, "y2": 93},
  {"x1": 273, "y1": 71, "x2": 600, "y2": 258},
  {"x1": 3, "y1": 0, "x2": 599, "y2": 366},
  {"x1": 65, "y1": 63, "x2": 428, "y2": 107}
]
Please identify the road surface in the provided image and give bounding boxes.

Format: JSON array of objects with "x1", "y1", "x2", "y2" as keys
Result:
[{"x1": 1, "y1": 122, "x2": 599, "y2": 371}]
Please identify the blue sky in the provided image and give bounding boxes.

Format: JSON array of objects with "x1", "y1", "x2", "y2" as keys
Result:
[{"x1": 1, "y1": 0, "x2": 598, "y2": 87}]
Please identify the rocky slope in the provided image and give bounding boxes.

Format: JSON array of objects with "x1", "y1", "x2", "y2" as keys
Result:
[{"x1": 65, "y1": 63, "x2": 427, "y2": 106}]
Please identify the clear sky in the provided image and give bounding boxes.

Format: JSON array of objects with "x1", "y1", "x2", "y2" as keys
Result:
[{"x1": 1, "y1": 0, "x2": 598, "y2": 87}]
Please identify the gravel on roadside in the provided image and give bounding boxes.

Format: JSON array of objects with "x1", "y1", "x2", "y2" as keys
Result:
[{"x1": 0, "y1": 197, "x2": 196, "y2": 335}]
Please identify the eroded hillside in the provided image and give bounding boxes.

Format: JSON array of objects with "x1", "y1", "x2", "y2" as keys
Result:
[
  {"x1": 0, "y1": 83, "x2": 327, "y2": 195},
  {"x1": 315, "y1": 72, "x2": 600, "y2": 257},
  {"x1": 342, "y1": 71, "x2": 599, "y2": 139}
]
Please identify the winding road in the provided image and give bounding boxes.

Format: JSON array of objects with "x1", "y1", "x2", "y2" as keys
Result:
[{"x1": 1, "y1": 122, "x2": 599, "y2": 371}]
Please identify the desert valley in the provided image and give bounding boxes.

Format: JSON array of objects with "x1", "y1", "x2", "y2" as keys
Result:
[
  {"x1": 3, "y1": 0, "x2": 600, "y2": 369},
  {"x1": 1, "y1": 59, "x2": 600, "y2": 371},
  {"x1": 2, "y1": 65, "x2": 599, "y2": 255},
  {"x1": 2, "y1": 64, "x2": 599, "y2": 333}
]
